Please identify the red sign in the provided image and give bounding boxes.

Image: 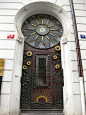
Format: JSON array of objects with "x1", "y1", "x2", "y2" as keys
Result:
[{"x1": 7, "y1": 34, "x2": 15, "y2": 39}]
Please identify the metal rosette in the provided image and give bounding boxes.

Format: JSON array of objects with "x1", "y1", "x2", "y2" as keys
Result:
[
  {"x1": 55, "y1": 64, "x2": 60, "y2": 69},
  {"x1": 27, "y1": 61, "x2": 31, "y2": 65},
  {"x1": 55, "y1": 45, "x2": 60, "y2": 51},
  {"x1": 23, "y1": 65, "x2": 27, "y2": 70},
  {"x1": 26, "y1": 51, "x2": 32, "y2": 56},
  {"x1": 53, "y1": 55, "x2": 57, "y2": 59}
]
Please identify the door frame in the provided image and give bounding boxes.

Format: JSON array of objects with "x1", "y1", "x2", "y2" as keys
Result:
[{"x1": 9, "y1": 2, "x2": 71, "y2": 114}]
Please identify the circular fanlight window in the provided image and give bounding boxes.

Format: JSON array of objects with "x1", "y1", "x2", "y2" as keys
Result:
[{"x1": 21, "y1": 14, "x2": 63, "y2": 49}]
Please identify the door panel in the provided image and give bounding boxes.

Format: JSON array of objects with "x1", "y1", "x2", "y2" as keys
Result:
[{"x1": 20, "y1": 42, "x2": 63, "y2": 110}]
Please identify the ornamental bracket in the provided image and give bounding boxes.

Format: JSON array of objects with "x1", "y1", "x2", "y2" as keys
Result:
[
  {"x1": 62, "y1": 38, "x2": 67, "y2": 44},
  {"x1": 16, "y1": 36, "x2": 24, "y2": 43}
]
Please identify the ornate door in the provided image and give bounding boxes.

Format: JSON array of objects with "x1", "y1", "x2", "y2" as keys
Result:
[
  {"x1": 20, "y1": 42, "x2": 63, "y2": 109},
  {"x1": 20, "y1": 14, "x2": 63, "y2": 110}
]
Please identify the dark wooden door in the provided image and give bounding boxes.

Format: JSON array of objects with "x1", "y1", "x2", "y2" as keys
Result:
[{"x1": 20, "y1": 42, "x2": 63, "y2": 110}]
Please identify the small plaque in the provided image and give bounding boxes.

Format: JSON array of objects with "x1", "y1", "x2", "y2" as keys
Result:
[
  {"x1": 0, "y1": 70, "x2": 3, "y2": 76},
  {"x1": 0, "y1": 58, "x2": 5, "y2": 76},
  {"x1": 80, "y1": 35, "x2": 86, "y2": 39},
  {"x1": 7, "y1": 34, "x2": 15, "y2": 39}
]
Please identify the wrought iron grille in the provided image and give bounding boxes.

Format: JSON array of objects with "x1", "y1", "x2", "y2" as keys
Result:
[{"x1": 34, "y1": 54, "x2": 50, "y2": 88}]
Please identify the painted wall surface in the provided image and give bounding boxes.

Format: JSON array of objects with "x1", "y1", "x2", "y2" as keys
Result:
[{"x1": 0, "y1": 0, "x2": 86, "y2": 115}]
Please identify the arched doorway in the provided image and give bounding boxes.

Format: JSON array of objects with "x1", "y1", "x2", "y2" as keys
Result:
[
  {"x1": 20, "y1": 14, "x2": 63, "y2": 110},
  {"x1": 13, "y1": 2, "x2": 71, "y2": 114}
]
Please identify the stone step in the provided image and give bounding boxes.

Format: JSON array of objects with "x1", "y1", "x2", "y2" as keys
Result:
[
  {"x1": 20, "y1": 109, "x2": 64, "y2": 115},
  {"x1": 20, "y1": 113, "x2": 64, "y2": 115}
]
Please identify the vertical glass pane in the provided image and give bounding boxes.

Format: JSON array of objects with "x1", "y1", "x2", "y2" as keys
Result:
[
  {"x1": 39, "y1": 58, "x2": 46, "y2": 75},
  {"x1": 38, "y1": 58, "x2": 46, "y2": 85},
  {"x1": 39, "y1": 58, "x2": 46, "y2": 65}
]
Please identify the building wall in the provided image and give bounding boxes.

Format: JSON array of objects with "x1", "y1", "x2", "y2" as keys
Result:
[
  {"x1": 0, "y1": 0, "x2": 86, "y2": 115},
  {"x1": 73, "y1": 0, "x2": 86, "y2": 115}
]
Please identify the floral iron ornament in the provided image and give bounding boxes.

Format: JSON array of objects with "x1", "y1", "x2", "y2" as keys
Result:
[
  {"x1": 27, "y1": 51, "x2": 32, "y2": 56},
  {"x1": 27, "y1": 61, "x2": 31, "y2": 65},
  {"x1": 55, "y1": 64, "x2": 60, "y2": 69},
  {"x1": 55, "y1": 45, "x2": 60, "y2": 51},
  {"x1": 23, "y1": 65, "x2": 27, "y2": 70},
  {"x1": 53, "y1": 55, "x2": 57, "y2": 59}
]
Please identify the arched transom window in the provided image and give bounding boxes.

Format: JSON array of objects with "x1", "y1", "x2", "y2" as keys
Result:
[{"x1": 21, "y1": 14, "x2": 63, "y2": 49}]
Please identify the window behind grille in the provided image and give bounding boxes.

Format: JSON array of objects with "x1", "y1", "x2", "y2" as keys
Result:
[{"x1": 34, "y1": 54, "x2": 50, "y2": 88}]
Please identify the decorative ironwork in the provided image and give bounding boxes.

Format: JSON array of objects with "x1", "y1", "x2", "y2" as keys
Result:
[
  {"x1": 20, "y1": 42, "x2": 63, "y2": 110},
  {"x1": 32, "y1": 90, "x2": 52, "y2": 103},
  {"x1": 20, "y1": 53, "x2": 32, "y2": 109},
  {"x1": 55, "y1": 45, "x2": 60, "y2": 51},
  {"x1": 50, "y1": 76, "x2": 53, "y2": 92},
  {"x1": 53, "y1": 48, "x2": 63, "y2": 108},
  {"x1": 31, "y1": 90, "x2": 53, "y2": 109},
  {"x1": 21, "y1": 14, "x2": 63, "y2": 49},
  {"x1": 27, "y1": 61, "x2": 31, "y2": 65},
  {"x1": 30, "y1": 89, "x2": 63, "y2": 109},
  {"x1": 34, "y1": 54, "x2": 50, "y2": 87},
  {"x1": 55, "y1": 64, "x2": 60, "y2": 69},
  {"x1": 26, "y1": 51, "x2": 32, "y2": 56},
  {"x1": 31, "y1": 73, "x2": 34, "y2": 91},
  {"x1": 53, "y1": 55, "x2": 57, "y2": 59},
  {"x1": 23, "y1": 65, "x2": 27, "y2": 70}
]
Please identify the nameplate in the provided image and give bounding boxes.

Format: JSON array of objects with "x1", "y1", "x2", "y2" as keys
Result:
[
  {"x1": 0, "y1": 58, "x2": 5, "y2": 76},
  {"x1": 80, "y1": 35, "x2": 86, "y2": 39}
]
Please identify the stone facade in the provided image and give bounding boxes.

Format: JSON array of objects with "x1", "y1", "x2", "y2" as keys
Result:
[{"x1": 0, "y1": 0, "x2": 86, "y2": 115}]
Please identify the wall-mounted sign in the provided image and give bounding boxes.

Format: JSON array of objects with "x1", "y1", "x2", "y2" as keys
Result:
[
  {"x1": 80, "y1": 34, "x2": 86, "y2": 39},
  {"x1": 0, "y1": 59, "x2": 5, "y2": 76},
  {"x1": 7, "y1": 34, "x2": 15, "y2": 39}
]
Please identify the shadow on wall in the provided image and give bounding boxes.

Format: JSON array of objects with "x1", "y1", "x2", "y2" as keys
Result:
[{"x1": 0, "y1": 76, "x2": 2, "y2": 105}]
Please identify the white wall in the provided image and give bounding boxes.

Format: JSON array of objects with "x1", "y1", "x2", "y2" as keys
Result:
[
  {"x1": 73, "y1": 0, "x2": 86, "y2": 114},
  {"x1": 0, "y1": 1, "x2": 23, "y2": 114}
]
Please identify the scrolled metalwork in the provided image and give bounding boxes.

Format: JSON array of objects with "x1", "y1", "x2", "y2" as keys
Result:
[
  {"x1": 53, "y1": 49, "x2": 63, "y2": 107},
  {"x1": 21, "y1": 53, "x2": 32, "y2": 109}
]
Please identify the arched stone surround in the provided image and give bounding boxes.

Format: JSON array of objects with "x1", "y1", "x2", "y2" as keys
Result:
[{"x1": 9, "y1": 2, "x2": 72, "y2": 115}]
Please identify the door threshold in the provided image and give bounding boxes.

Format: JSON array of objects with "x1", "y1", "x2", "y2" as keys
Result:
[{"x1": 20, "y1": 109, "x2": 63, "y2": 113}]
